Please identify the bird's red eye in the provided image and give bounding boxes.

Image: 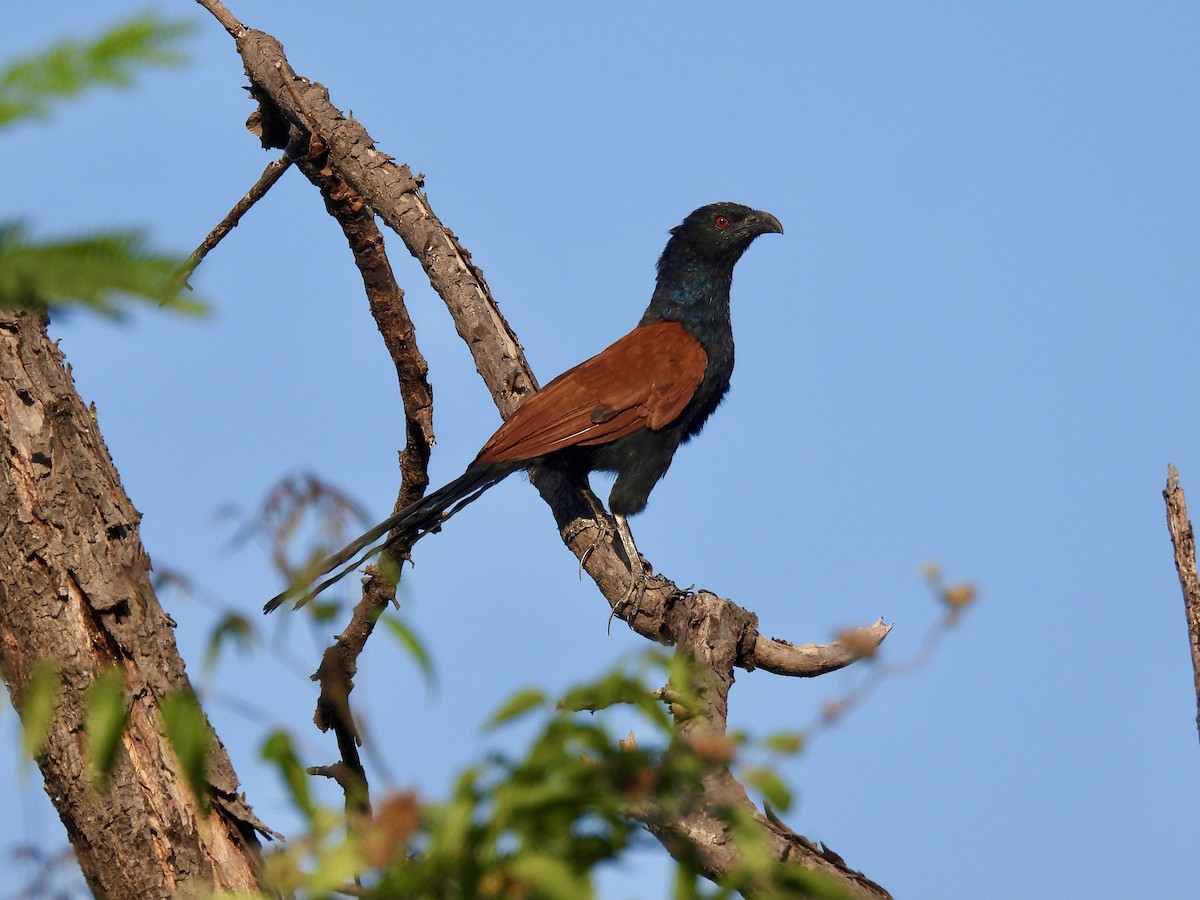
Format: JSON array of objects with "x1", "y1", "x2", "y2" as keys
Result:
[{"x1": 714, "y1": 215, "x2": 730, "y2": 230}]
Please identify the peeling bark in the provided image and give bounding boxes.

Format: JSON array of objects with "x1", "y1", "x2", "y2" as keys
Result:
[
  {"x1": 0, "y1": 311, "x2": 271, "y2": 897},
  {"x1": 1164, "y1": 465, "x2": 1200, "y2": 745}
]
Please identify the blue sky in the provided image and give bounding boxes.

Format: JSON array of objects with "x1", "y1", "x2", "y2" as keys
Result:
[{"x1": 2, "y1": 3, "x2": 1198, "y2": 897}]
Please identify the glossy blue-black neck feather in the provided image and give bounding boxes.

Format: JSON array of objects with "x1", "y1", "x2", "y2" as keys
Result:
[
  {"x1": 641, "y1": 202, "x2": 783, "y2": 350},
  {"x1": 644, "y1": 261, "x2": 735, "y2": 351}
]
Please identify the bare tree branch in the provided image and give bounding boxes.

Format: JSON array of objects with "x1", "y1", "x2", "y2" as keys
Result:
[
  {"x1": 642, "y1": 591, "x2": 891, "y2": 897},
  {"x1": 296, "y1": 147, "x2": 437, "y2": 816},
  {"x1": 752, "y1": 619, "x2": 892, "y2": 678},
  {"x1": 206, "y1": 13, "x2": 892, "y2": 895},
  {"x1": 194, "y1": 0, "x2": 244, "y2": 38},
  {"x1": 1164, "y1": 464, "x2": 1200, "y2": 744}
]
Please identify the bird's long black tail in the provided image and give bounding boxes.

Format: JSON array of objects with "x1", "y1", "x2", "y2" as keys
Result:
[{"x1": 264, "y1": 462, "x2": 514, "y2": 612}]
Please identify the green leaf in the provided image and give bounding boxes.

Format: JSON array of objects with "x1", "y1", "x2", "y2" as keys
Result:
[
  {"x1": 0, "y1": 14, "x2": 194, "y2": 126},
  {"x1": 382, "y1": 615, "x2": 436, "y2": 688},
  {"x1": 307, "y1": 838, "x2": 365, "y2": 895},
  {"x1": 161, "y1": 689, "x2": 213, "y2": 814},
  {"x1": 308, "y1": 598, "x2": 342, "y2": 624},
  {"x1": 0, "y1": 221, "x2": 207, "y2": 316},
  {"x1": 672, "y1": 863, "x2": 712, "y2": 900},
  {"x1": 510, "y1": 851, "x2": 593, "y2": 900},
  {"x1": 19, "y1": 660, "x2": 61, "y2": 761},
  {"x1": 84, "y1": 667, "x2": 128, "y2": 787},
  {"x1": 662, "y1": 650, "x2": 707, "y2": 719},
  {"x1": 742, "y1": 766, "x2": 793, "y2": 813},
  {"x1": 262, "y1": 729, "x2": 316, "y2": 821},
  {"x1": 484, "y1": 688, "x2": 546, "y2": 729},
  {"x1": 762, "y1": 730, "x2": 805, "y2": 756},
  {"x1": 559, "y1": 668, "x2": 668, "y2": 724},
  {"x1": 203, "y1": 612, "x2": 255, "y2": 675},
  {"x1": 722, "y1": 804, "x2": 775, "y2": 880}
]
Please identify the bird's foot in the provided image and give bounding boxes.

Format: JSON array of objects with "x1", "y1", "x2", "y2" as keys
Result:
[
  {"x1": 608, "y1": 566, "x2": 649, "y2": 632},
  {"x1": 575, "y1": 518, "x2": 610, "y2": 578},
  {"x1": 607, "y1": 514, "x2": 649, "y2": 630}
]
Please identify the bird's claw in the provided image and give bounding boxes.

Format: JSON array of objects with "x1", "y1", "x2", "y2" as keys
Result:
[
  {"x1": 576, "y1": 519, "x2": 610, "y2": 578},
  {"x1": 608, "y1": 566, "x2": 649, "y2": 631},
  {"x1": 607, "y1": 513, "x2": 650, "y2": 630}
]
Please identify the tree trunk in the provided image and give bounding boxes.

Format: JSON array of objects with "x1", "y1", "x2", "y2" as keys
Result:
[{"x1": 0, "y1": 310, "x2": 270, "y2": 897}]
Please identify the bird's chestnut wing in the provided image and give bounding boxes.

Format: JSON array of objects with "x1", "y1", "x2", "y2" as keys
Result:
[{"x1": 474, "y1": 320, "x2": 707, "y2": 465}]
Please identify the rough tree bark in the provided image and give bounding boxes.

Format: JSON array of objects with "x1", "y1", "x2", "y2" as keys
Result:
[
  {"x1": 1164, "y1": 465, "x2": 1200, "y2": 744},
  {"x1": 0, "y1": 311, "x2": 272, "y2": 896}
]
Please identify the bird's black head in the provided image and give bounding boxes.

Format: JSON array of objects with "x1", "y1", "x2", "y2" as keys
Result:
[
  {"x1": 659, "y1": 202, "x2": 784, "y2": 272},
  {"x1": 644, "y1": 202, "x2": 782, "y2": 333}
]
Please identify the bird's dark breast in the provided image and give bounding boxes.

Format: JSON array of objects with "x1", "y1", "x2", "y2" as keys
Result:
[{"x1": 568, "y1": 342, "x2": 734, "y2": 516}]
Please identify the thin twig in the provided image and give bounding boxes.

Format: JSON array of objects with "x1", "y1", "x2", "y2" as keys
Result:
[
  {"x1": 1164, "y1": 464, "x2": 1200, "y2": 745},
  {"x1": 804, "y1": 608, "x2": 965, "y2": 741},
  {"x1": 175, "y1": 153, "x2": 292, "y2": 289},
  {"x1": 192, "y1": 0, "x2": 245, "y2": 38}
]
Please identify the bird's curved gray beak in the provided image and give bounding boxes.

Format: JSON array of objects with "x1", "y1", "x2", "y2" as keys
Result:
[{"x1": 755, "y1": 210, "x2": 784, "y2": 235}]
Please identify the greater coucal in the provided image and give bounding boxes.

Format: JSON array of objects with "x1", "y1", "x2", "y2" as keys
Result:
[{"x1": 266, "y1": 202, "x2": 782, "y2": 612}]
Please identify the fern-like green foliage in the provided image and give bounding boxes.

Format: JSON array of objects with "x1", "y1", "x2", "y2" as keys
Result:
[
  {"x1": 0, "y1": 13, "x2": 207, "y2": 316},
  {"x1": 0, "y1": 14, "x2": 193, "y2": 126},
  {"x1": 0, "y1": 222, "x2": 206, "y2": 316}
]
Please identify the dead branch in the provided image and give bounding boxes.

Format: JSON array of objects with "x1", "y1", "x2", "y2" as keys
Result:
[
  {"x1": 641, "y1": 590, "x2": 891, "y2": 897},
  {"x1": 175, "y1": 152, "x2": 292, "y2": 289},
  {"x1": 752, "y1": 619, "x2": 893, "y2": 677},
  {"x1": 1164, "y1": 465, "x2": 1200, "y2": 744},
  {"x1": 205, "y1": 10, "x2": 892, "y2": 895},
  {"x1": 295, "y1": 147, "x2": 437, "y2": 816}
]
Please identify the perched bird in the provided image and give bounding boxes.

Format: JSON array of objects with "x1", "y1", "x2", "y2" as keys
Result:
[{"x1": 266, "y1": 202, "x2": 782, "y2": 612}]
